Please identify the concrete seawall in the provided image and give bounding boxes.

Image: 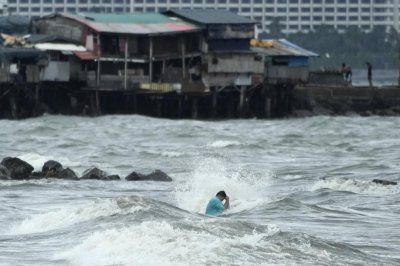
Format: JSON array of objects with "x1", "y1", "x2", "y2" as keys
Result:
[{"x1": 292, "y1": 86, "x2": 400, "y2": 117}]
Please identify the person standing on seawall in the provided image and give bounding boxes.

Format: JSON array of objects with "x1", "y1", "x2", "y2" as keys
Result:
[
  {"x1": 366, "y1": 62, "x2": 373, "y2": 87},
  {"x1": 205, "y1": 191, "x2": 230, "y2": 216}
]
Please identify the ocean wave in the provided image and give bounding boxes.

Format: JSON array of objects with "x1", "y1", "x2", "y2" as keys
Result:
[
  {"x1": 174, "y1": 157, "x2": 273, "y2": 215},
  {"x1": 57, "y1": 220, "x2": 279, "y2": 266},
  {"x1": 56, "y1": 218, "x2": 392, "y2": 266},
  {"x1": 209, "y1": 140, "x2": 241, "y2": 148},
  {"x1": 311, "y1": 177, "x2": 400, "y2": 195},
  {"x1": 9, "y1": 198, "x2": 143, "y2": 235}
]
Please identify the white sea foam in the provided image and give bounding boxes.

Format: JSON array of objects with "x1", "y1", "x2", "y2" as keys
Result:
[
  {"x1": 174, "y1": 157, "x2": 273, "y2": 214},
  {"x1": 57, "y1": 220, "x2": 279, "y2": 266},
  {"x1": 209, "y1": 140, "x2": 241, "y2": 148},
  {"x1": 10, "y1": 199, "x2": 142, "y2": 235},
  {"x1": 16, "y1": 152, "x2": 79, "y2": 171},
  {"x1": 311, "y1": 177, "x2": 400, "y2": 195}
]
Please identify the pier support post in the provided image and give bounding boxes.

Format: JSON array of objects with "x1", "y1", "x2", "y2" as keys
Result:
[
  {"x1": 212, "y1": 88, "x2": 218, "y2": 118},
  {"x1": 124, "y1": 37, "x2": 128, "y2": 90},
  {"x1": 191, "y1": 97, "x2": 198, "y2": 119},
  {"x1": 149, "y1": 37, "x2": 153, "y2": 82},
  {"x1": 95, "y1": 90, "x2": 100, "y2": 115},
  {"x1": 265, "y1": 97, "x2": 271, "y2": 118},
  {"x1": 178, "y1": 96, "x2": 183, "y2": 118},
  {"x1": 157, "y1": 99, "x2": 162, "y2": 117},
  {"x1": 239, "y1": 86, "x2": 246, "y2": 117}
]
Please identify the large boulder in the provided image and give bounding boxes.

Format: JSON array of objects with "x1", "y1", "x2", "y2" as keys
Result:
[
  {"x1": 125, "y1": 171, "x2": 145, "y2": 181},
  {"x1": 145, "y1": 170, "x2": 172, "y2": 181},
  {"x1": 125, "y1": 170, "x2": 172, "y2": 182},
  {"x1": 42, "y1": 160, "x2": 63, "y2": 177},
  {"x1": 1, "y1": 157, "x2": 34, "y2": 179},
  {"x1": 372, "y1": 179, "x2": 397, "y2": 186},
  {"x1": 0, "y1": 164, "x2": 10, "y2": 180},
  {"x1": 57, "y1": 168, "x2": 78, "y2": 180},
  {"x1": 80, "y1": 167, "x2": 118, "y2": 181}
]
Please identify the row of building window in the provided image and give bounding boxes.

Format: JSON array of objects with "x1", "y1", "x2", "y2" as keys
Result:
[
  {"x1": 9, "y1": 5, "x2": 390, "y2": 20},
  {"x1": 7, "y1": 0, "x2": 394, "y2": 4}
]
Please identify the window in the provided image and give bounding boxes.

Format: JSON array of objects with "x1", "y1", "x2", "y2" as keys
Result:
[
  {"x1": 55, "y1": 7, "x2": 64, "y2": 12},
  {"x1": 290, "y1": 0, "x2": 298, "y2": 3},
  {"x1": 313, "y1": 8, "x2": 322, "y2": 12},
  {"x1": 8, "y1": 0, "x2": 16, "y2": 3},
  {"x1": 20, "y1": 0, "x2": 28, "y2": 3},
  {"x1": 338, "y1": 8, "x2": 346, "y2": 13},
  {"x1": 325, "y1": 16, "x2": 334, "y2": 21},
  {"x1": 78, "y1": 7, "x2": 88, "y2": 11},
  {"x1": 314, "y1": 0, "x2": 322, "y2": 3},
  {"x1": 115, "y1": 7, "x2": 123, "y2": 12},
  {"x1": 230, "y1": 7, "x2": 239, "y2": 12},
  {"x1": 115, "y1": 0, "x2": 123, "y2": 3},
  {"x1": 31, "y1": 7, "x2": 40, "y2": 12},
  {"x1": 31, "y1": 0, "x2": 40, "y2": 3},
  {"x1": 67, "y1": 0, "x2": 76, "y2": 3},
  {"x1": 349, "y1": 0, "x2": 358, "y2": 3},
  {"x1": 289, "y1": 8, "x2": 298, "y2": 12},
  {"x1": 289, "y1": 25, "x2": 298, "y2": 30},
  {"x1": 314, "y1": 16, "x2": 322, "y2": 21},
  {"x1": 254, "y1": 0, "x2": 262, "y2": 3},
  {"x1": 361, "y1": 16, "x2": 370, "y2": 21},
  {"x1": 289, "y1": 16, "x2": 297, "y2": 21},
  {"x1": 147, "y1": 7, "x2": 155, "y2": 12},
  {"x1": 44, "y1": 0, "x2": 52, "y2": 3},
  {"x1": 325, "y1": 7, "x2": 334, "y2": 12},
  {"x1": 254, "y1": 8, "x2": 262, "y2": 12},
  {"x1": 337, "y1": 0, "x2": 346, "y2": 3},
  {"x1": 326, "y1": 0, "x2": 334, "y2": 3},
  {"x1": 362, "y1": 8, "x2": 370, "y2": 13},
  {"x1": 242, "y1": 7, "x2": 250, "y2": 12},
  {"x1": 147, "y1": 0, "x2": 155, "y2": 3},
  {"x1": 277, "y1": 0, "x2": 286, "y2": 3},
  {"x1": 8, "y1": 7, "x2": 17, "y2": 13},
  {"x1": 134, "y1": 7, "x2": 143, "y2": 12},
  {"x1": 91, "y1": 0, "x2": 99, "y2": 3},
  {"x1": 362, "y1": 0, "x2": 370, "y2": 3},
  {"x1": 302, "y1": 25, "x2": 310, "y2": 30},
  {"x1": 301, "y1": 8, "x2": 310, "y2": 12},
  {"x1": 277, "y1": 8, "x2": 286, "y2": 13},
  {"x1": 338, "y1": 16, "x2": 346, "y2": 21},
  {"x1": 301, "y1": 16, "x2": 310, "y2": 21},
  {"x1": 79, "y1": 0, "x2": 87, "y2": 3},
  {"x1": 349, "y1": 16, "x2": 358, "y2": 21},
  {"x1": 349, "y1": 8, "x2": 358, "y2": 13},
  {"x1": 44, "y1": 7, "x2": 53, "y2": 12},
  {"x1": 265, "y1": 7, "x2": 274, "y2": 12},
  {"x1": 218, "y1": 0, "x2": 226, "y2": 3},
  {"x1": 67, "y1": 7, "x2": 76, "y2": 12},
  {"x1": 254, "y1": 16, "x2": 262, "y2": 22}
]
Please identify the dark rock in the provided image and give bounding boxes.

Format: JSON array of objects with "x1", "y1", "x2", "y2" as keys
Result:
[
  {"x1": 145, "y1": 170, "x2": 172, "y2": 182},
  {"x1": 30, "y1": 171, "x2": 45, "y2": 179},
  {"x1": 372, "y1": 179, "x2": 397, "y2": 186},
  {"x1": 126, "y1": 170, "x2": 172, "y2": 182},
  {"x1": 80, "y1": 167, "x2": 108, "y2": 180},
  {"x1": 57, "y1": 168, "x2": 78, "y2": 180},
  {"x1": 106, "y1": 175, "x2": 121, "y2": 181},
  {"x1": 125, "y1": 171, "x2": 145, "y2": 181},
  {"x1": 42, "y1": 160, "x2": 63, "y2": 177},
  {"x1": 0, "y1": 164, "x2": 10, "y2": 179},
  {"x1": 1, "y1": 157, "x2": 34, "y2": 180}
]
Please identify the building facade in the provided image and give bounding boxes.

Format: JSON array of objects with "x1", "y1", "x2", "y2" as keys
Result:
[{"x1": 6, "y1": 0, "x2": 400, "y2": 33}]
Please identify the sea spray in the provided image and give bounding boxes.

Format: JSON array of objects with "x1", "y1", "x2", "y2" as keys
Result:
[
  {"x1": 10, "y1": 198, "x2": 143, "y2": 235},
  {"x1": 174, "y1": 157, "x2": 274, "y2": 214}
]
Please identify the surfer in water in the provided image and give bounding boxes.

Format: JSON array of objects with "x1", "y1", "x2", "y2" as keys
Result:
[{"x1": 205, "y1": 191, "x2": 230, "y2": 216}]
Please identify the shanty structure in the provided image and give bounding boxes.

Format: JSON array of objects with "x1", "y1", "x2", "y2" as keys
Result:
[
  {"x1": 165, "y1": 9, "x2": 264, "y2": 116},
  {"x1": 251, "y1": 39, "x2": 318, "y2": 84},
  {"x1": 33, "y1": 13, "x2": 202, "y2": 91}
]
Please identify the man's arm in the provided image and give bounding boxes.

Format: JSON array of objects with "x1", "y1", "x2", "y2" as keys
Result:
[{"x1": 224, "y1": 197, "x2": 230, "y2": 209}]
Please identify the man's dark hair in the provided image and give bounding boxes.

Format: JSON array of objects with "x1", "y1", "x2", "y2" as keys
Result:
[{"x1": 216, "y1": 191, "x2": 227, "y2": 198}]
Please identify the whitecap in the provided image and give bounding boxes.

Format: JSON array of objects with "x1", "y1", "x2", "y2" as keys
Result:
[{"x1": 209, "y1": 140, "x2": 241, "y2": 148}]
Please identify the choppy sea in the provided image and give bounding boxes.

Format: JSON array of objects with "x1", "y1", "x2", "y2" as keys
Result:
[{"x1": 1, "y1": 115, "x2": 399, "y2": 265}]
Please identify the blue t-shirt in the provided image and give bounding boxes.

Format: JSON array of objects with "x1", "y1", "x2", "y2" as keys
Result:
[{"x1": 205, "y1": 196, "x2": 225, "y2": 216}]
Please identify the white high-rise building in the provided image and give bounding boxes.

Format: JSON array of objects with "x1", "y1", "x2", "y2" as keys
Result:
[{"x1": 5, "y1": 0, "x2": 400, "y2": 33}]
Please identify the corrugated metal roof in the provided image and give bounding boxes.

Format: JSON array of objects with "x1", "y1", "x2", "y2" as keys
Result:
[
  {"x1": 61, "y1": 13, "x2": 200, "y2": 35},
  {"x1": 166, "y1": 9, "x2": 256, "y2": 25},
  {"x1": 79, "y1": 13, "x2": 171, "y2": 24},
  {"x1": 251, "y1": 39, "x2": 319, "y2": 57}
]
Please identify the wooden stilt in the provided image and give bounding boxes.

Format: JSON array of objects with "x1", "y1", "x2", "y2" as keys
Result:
[
  {"x1": 95, "y1": 90, "x2": 100, "y2": 115},
  {"x1": 239, "y1": 86, "x2": 246, "y2": 117},
  {"x1": 212, "y1": 88, "x2": 218, "y2": 118},
  {"x1": 192, "y1": 97, "x2": 198, "y2": 119},
  {"x1": 157, "y1": 99, "x2": 162, "y2": 117},
  {"x1": 265, "y1": 97, "x2": 271, "y2": 118}
]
